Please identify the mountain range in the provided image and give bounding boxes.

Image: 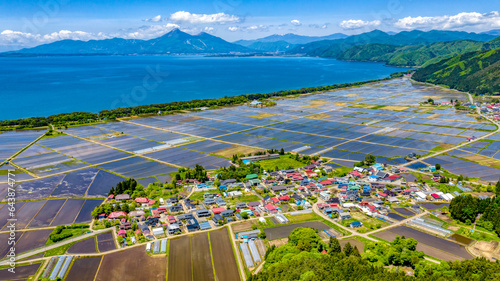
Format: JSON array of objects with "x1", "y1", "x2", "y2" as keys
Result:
[
  {"x1": 4, "y1": 28, "x2": 498, "y2": 56},
  {"x1": 7, "y1": 29, "x2": 251, "y2": 55}
]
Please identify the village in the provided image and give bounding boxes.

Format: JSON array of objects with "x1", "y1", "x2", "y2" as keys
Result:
[{"x1": 92, "y1": 151, "x2": 492, "y2": 256}]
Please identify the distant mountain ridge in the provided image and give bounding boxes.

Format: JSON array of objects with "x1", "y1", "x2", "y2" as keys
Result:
[
  {"x1": 338, "y1": 38, "x2": 500, "y2": 67},
  {"x1": 287, "y1": 30, "x2": 497, "y2": 57},
  {"x1": 5, "y1": 29, "x2": 251, "y2": 55},
  {"x1": 4, "y1": 28, "x2": 498, "y2": 57}
]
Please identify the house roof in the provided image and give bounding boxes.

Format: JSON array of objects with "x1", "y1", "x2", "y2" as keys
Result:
[{"x1": 108, "y1": 211, "x2": 127, "y2": 219}]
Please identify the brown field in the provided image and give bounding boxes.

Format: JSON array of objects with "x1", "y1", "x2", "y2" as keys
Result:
[
  {"x1": 268, "y1": 238, "x2": 288, "y2": 247},
  {"x1": 0, "y1": 262, "x2": 41, "y2": 281},
  {"x1": 65, "y1": 256, "x2": 102, "y2": 281},
  {"x1": 95, "y1": 245, "x2": 166, "y2": 281},
  {"x1": 67, "y1": 237, "x2": 97, "y2": 254},
  {"x1": 372, "y1": 230, "x2": 398, "y2": 242},
  {"x1": 469, "y1": 241, "x2": 500, "y2": 261},
  {"x1": 192, "y1": 232, "x2": 215, "y2": 281},
  {"x1": 250, "y1": 113, "x2": 276, "y2": 119},
  {"x1": 307, "y1": 113, "x2": 333, "y2": 120},
  {"x1": 304, "y1": 101, "x2": 330, "y2": 108},
  {"x1": 168, "y1": 236, "x2": 192, "y2": 281},
  {"x1": 231, "y1": 221, "x2": 256, "y2": 233},
  {"x1": 382, "y1": 106, "x2": 409, "y2": 111},
  {"x1": 209, "y1": 228, "x2": 240, "y2": 281},
  {"x1": 215, "y1": 146, "x2": 262, "y2": 158},
  {"x1": 342, "y1": 94, "x2": 358, "y2": 97},
  {"x1": 340, "y1": 238, "x2": 365, "y2": 252}
]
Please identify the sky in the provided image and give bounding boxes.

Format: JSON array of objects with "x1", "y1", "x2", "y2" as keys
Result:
[{"x1": 1, "y1": 0, "x2": 500, "y2": 51}]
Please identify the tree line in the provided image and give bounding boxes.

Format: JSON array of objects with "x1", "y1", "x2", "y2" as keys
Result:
[
  {"x1": 1, "y1": 77, "x2": 392, "y2": 130},
  {"x1": 249, "y1": 227, "x2": 500, "y2": 281},
  {"x1": 449, "y1": 191, "x2": 500, "y2": 236}
]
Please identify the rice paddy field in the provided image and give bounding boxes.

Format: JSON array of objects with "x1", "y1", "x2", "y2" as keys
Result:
[{"x1": 1, "y1": 78, "x2": 498, "y2": 192}]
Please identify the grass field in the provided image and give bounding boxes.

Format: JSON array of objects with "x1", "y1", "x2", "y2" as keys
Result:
[{"x1": 257, "y1": 155, "x2": 306, "y2": 171}]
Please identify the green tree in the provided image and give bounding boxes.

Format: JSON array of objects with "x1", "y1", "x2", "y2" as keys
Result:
[
  {"x1": 328, "y1": 237, "x2": 342, "y2": 254},
  {"x1": 343, "y1": 242, "x2": 354, "y2": 256}
]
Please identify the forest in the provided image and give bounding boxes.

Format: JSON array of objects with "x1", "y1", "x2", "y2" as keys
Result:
[
  {"x1": 249, "y1": 227, "x2": 500, "y2": 281},
  {"x1": 412, "y1": 47, "x2": 500, "y2": 95},
  {"x1": 448, "y1": 189, "x2": 500, "y2": 236}
]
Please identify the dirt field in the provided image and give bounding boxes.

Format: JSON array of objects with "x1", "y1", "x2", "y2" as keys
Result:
[
  {"x1": 250, "y1": 113, "x2": 276, "y2": 119},
  {"x1": 416, "y1": 243, "x2": 465, "y2": 261},
  {"x1": 65, "y1": 256, "x2": 102, "y2": 281},
  {"x1": 168, "y1": 236, "x2": 192, "y2": 281},
  {"x1": 209, "y1": 228, "x2": 240, "y2": 281},
  {"x1": 268, "y1": 238, "x2": 288, "y2": 247},
  {"x1": 231, "y1": 221, "x2": 256, "y2": 233},
  {"x1": 469, "y1": 241, "x2": 500, "y2": 261},
  {"x1": 340, "y1": 238, "x2": 365, "y2": 252},
  {"x1": 264, "y1": 221, "x2": 330, "y2": 240},
  {"x1": 67, "y1": 237, "x2": 97, "y2": 254},
  {"x1": 192, "y1": 232, "x2": 215, "y2": 281},
  {"x1": 215, "y1": 146, "x2": 262, "y2": 158},
  {"x1": 0, "y1": 262, "x2": 41, "y2": 280},
  {"x1": 95, "y1": 245, "x2": 166, "y2": 281},
  {"x1": 372, "y1": 230, "x2": 398, "y2": 242}
]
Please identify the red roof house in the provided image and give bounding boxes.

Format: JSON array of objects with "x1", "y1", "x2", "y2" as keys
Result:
[
  {"x1": 135, "y1": 197, "x2": 149, "y2": 203},
  {"x1": 108, "y1": 211, "x2": 127, "y2": 219},
  {"x1": 212, "y1": 207, "x2": 226, "y2": 214}
]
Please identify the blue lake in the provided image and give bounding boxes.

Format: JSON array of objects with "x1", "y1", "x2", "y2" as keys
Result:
[{"x1": 0, "y1": 56, "x2": 402, "y2": 120}]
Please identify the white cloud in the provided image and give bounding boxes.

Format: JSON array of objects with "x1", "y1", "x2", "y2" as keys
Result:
[
  {"x1": 203, "y1": 27, "x2": 215, "y2": 33},
  {"x1": 118, "y1": 23, "x2": 180, "y2": 39},
  {"x1": 144, "y1": 15, "x2": 162, "y2": 22},
  {"x1": 339, "y1": 19, "x2": 381, "y2": 30},
  {"x1": 395, "y1": 11, "x2": 500, "y2": 30},
  {"x1": 291, "y1": 19, "x2": 301, "y2": 26},
  {"x1": 169, "y1": 11, "x2": 239, "y2": 24},
  {"x1": 227, "y1": 25, "x2": 269, "y2": 32},
  {"x1": 0, "y1": 29, "x2": 109, "y2": 49}
]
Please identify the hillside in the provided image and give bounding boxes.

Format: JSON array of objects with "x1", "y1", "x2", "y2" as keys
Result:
[
  {"x1": 338, "y1": 39, "x2": 500, "y2": 67},
  {"x1": 4, "y1": 29, "x2": 252, "y2": 55},
  {"x1": 288, "y1": 30, "x2": 496, "y2": 58},
  {"x1": 413, "y1": 48, "x2": 500, "y2": 95}
]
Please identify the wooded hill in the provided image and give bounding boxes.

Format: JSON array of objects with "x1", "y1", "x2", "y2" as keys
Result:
[{"x1": 413, "y1": 46, "x2": 500, "y2": 95}]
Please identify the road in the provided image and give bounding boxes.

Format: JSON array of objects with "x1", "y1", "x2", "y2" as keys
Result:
[
  {"x1": 0, "y1": 228, "x2": 113, "y2": 266},
  {"x1": 402, "y1": 92, "x2": 500, "y2": 168}
]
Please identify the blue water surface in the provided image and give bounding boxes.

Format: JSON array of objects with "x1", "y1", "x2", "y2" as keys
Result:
[{"x1": 0, "y1": 56, "x2": 402, "y2": 120}]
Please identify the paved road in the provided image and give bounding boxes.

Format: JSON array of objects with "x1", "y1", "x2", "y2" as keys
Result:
[{"x1": 402, "y1": 92, "x2": 500, "y2": 168}]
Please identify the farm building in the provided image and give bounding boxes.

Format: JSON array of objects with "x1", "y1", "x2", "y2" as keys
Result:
[
  {"x1": 199, "y1": 221, "x2": 212, "y2": 230},
  {"x1": 152, "y1": 227, "x2": 165, "y2": 237},
  {"x1": 339, "y1": 212, "x2": 351, "y2": 220}
]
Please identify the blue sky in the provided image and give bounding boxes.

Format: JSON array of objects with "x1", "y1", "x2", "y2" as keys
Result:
[{"x1": 1, "y1": 0, "x2": 500, "y2": 50}]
